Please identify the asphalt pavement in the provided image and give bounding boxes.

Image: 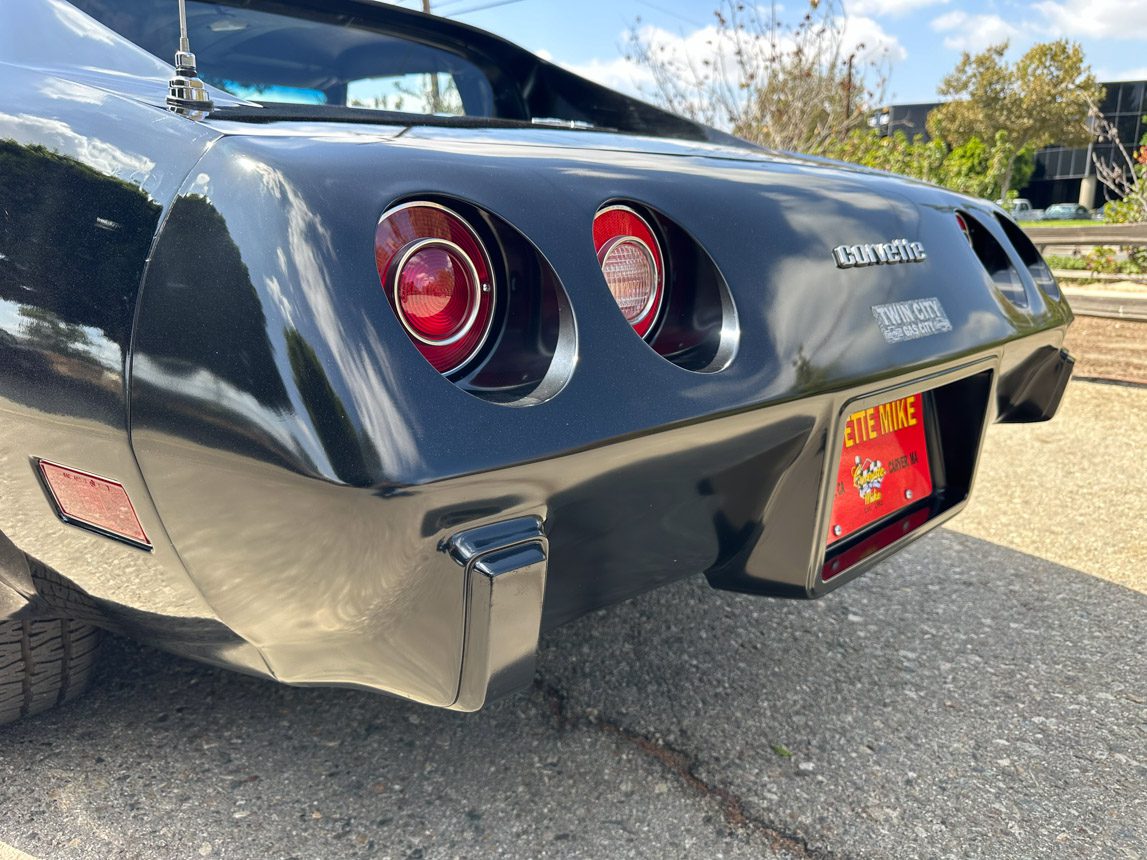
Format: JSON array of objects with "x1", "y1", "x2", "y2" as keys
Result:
[{"x1": 0, "y1": 381, "x2": 1144, "y2": 860}]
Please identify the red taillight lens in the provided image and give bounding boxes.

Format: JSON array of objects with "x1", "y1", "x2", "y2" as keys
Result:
[
  {"x1": 955, "y1": 212, "x2": 973, "y2": 247},
  {"x1": 593, "y1": 205, "x2": 665, "y2": 339},
  {"x1": 396, "y1": 243, "x2": 480, "y2": 340},
  {"x1": 376, "y1": 203, "x2": 495, "y2": 374}
]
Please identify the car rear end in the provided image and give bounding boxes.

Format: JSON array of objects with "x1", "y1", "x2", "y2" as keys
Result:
[
  {"x1": 115, "y1": 121, "x2": 1072, "y2": 709},
  {"x1": 0, "y1": 0, "x2": 1073, "y2": 717}
]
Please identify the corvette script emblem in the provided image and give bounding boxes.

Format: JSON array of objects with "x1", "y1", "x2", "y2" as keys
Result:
[{"x1": 833, "y1": 239, "x2": 927, "y2": 269}]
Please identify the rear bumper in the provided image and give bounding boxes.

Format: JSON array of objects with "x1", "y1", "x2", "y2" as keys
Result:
[
  {"x1": 996, "y1": 346, "x2": 1075, "y2": 423},
  {"x1": 2, "y1": 337, "x2": 1072, "y2": 709},
  {"x1": 705, "y1": 356, "x2": 997, "y2": 599}
]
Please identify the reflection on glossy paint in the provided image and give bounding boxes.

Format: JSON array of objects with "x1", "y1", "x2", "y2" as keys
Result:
[
  {"x1": 131, "y1": 354, "x2": 326, "y2": 473},
  {"x1": 131, "y1": 195, "x2": 353, "y2": 476},
  {"x1": 0, "y1": 298, "x2": 123, "y2": 423},
  {"x1": 16, "y1": 305, "x2": 117, "y2": 369},
  {"x1": 286, "y1": 329, "x2": 382, "y2": 486},
  {"x1": 0, "y1": 138, "x2": 161, "y2": 422},
  {"x1": 137, "y1": 195, "x2": 290, "y2": 409},
  {"x1": 0, "y1": 114, "x2": 154, "y2": 179},
  {"x1": 37, "y1": 77, "x2": 109, "y2": 105},
  {"x1": 132, "y1": 190, "x2": 395, "y2": 483},
  {"x1": 46, "y1": 0, "x2": 117, "y2": 45},
  {"x1": 237, "y1": 159, "x2": 421, "y2": 476}
]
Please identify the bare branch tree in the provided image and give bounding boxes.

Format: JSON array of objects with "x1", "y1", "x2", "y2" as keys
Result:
[
  {"x1": 1087, "y1": 100, "x2": 1147, "y2": 221},
  {"x1": 625, "y1": 0, "x2": 889, "y2": 154}
]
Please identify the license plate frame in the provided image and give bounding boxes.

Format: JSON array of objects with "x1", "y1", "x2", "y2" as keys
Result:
[{"x1": 796, "y1": 360, "x2": 997, "y2": 597}]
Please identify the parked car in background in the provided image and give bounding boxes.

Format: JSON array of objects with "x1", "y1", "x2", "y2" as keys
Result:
[
  {"x1": 997, "y1": 198, "x2": 1043, "y2": 221},
  {"x1": 1042, "y1": 203, "x2": 1093, "y2": 221},
  {"x1": 0, "y1": 0, "x2": 1075, "y2": 726}
]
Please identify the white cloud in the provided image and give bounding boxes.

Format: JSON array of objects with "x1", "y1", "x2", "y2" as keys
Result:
[
  {"x1": 927, "y1": 0, "x2": 1146, "y2": 59},
  {"x1": 558, "y1": 54, "x2": 653, "y2": 99},
  {"x1": 1032, "y1": 0, "x2": 1147, "y2": 39},
  {"x1": 1094, "y1": 65, "x2": 1147, "y2": 82},
  {"x1": 556, "y1": 24, "x2": 725, "y2": 102},
  {"x1": 843, "y1": 15, "x2": 908, "y2": 63},
  {"x1": 931, "y1": 10, "x2": 1018, "y2": 52},
  {"x1": 849, "y1": 0, "x2": 948, "y2": 16}
]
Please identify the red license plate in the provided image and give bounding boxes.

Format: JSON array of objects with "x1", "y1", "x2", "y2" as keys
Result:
[{"x1": 827, "y1": 393, "x2": 932, "y2": 546}]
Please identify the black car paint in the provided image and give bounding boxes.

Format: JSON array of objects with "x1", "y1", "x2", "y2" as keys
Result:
[{"x1": 0, "y1": 0, "x2": 1073, "y2": 707}]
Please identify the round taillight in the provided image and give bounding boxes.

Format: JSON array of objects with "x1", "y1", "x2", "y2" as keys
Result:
[
  {"x1": 376, "y1": 202, "x2": 495, "y2": 374},
  {"x1": 593, "y1": 205, "x2": 665, "y2": 339}
]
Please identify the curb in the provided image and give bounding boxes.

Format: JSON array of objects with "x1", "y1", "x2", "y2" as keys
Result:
[{"x1": 1063, "y1": 288, "x2": 1147, "y2": 321}]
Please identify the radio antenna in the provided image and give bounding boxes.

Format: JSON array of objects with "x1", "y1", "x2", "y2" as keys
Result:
[
  {"x1": 167, "y1": 0, "x2": 214, "y2": 116},
  {"x1": 178, "y1": 0, "x2": 190, "y2": 56}
]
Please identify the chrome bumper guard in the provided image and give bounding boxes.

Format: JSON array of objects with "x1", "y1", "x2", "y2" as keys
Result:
[{"x1": 444, "y1": 516, "x2": 548, "y2": 711}]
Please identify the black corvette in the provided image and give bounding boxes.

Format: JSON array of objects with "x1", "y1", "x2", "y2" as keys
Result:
[{"x1": 0, "y1": 0, "x2": 1073, "y2": 724}]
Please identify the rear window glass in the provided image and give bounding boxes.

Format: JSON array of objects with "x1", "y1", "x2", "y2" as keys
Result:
[
  {"x1": 70, "y1": 0, "x2": 496, "y2": 117},
  {"x1": 222, "y1": 82, "x2": 327, "y2": 105},
  {"x1": 348, "y1": 73, "x2": 464, "y2": 115}
]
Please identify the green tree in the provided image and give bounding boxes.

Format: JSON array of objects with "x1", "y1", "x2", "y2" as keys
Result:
[
  {"x1": 941, "y1": 131, "x2": 1034, "y2": 199},
  {"x1": 823, "y1": 129, "x2": 946, "y2": 183},
  {"x1": 823, "y1": 128, "x2": 1035, "y2": 200},
  {"x1": 927, "y1": 40, "x2": 1102, "y2": 200}
]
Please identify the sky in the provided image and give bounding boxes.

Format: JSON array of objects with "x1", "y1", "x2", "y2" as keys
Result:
[{"x1": 390, "y1": 0, "x2": 1147, "y2": 107}]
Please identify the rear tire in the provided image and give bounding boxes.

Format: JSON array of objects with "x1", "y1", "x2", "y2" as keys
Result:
[{"x1": 0, "y1": 618, "x2": 101, "y2": 727}]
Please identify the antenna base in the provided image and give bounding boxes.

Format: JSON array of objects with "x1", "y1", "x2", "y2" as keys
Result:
[
  {"x1": 168, "y1": 53, "x2": 214, "y2": 117},
  {"x1": 169, "y1": 0, "x2": 211, "y2": 117},
  {"x1": 167, "y1": 76, "x2": 214, "y2": 117}
]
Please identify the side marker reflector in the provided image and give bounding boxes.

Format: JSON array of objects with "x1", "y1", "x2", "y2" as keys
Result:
[{"x1": 38, "y1": 461, "x2": 150, "y2": 548}]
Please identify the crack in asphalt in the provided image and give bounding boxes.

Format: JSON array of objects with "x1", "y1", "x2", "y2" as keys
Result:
[
  {"x1": 535, "y1": 679, "x2": 836, "y2": 860},
  {"x1": 1075, "y1": 374, "x2": 1147, "y2": 390}
]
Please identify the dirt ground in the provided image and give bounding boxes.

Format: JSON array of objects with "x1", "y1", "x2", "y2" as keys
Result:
[{"x1": 1063, "y1": 315, "x2": 1147, "y2": 385}]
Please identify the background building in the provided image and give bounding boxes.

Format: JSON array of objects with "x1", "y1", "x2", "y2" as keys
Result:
[
  {"x1": 882, "y1": 80, "x2": 1146, "y2": 208},
  {"x1": 877, "y1": 102, "x2": 941, "y2": 140}
]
